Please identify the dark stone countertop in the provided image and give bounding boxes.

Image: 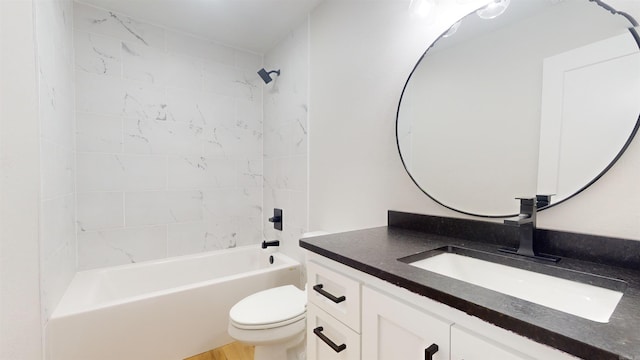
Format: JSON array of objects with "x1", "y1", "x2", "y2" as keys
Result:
[{"x1": 299, "y1": 225, "x2": 640, "y2": 360}]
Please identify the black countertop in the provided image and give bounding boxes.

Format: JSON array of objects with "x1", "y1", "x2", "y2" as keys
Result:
[{"x1": 299, "y1": 216, "x2": 640, "y2": 360}]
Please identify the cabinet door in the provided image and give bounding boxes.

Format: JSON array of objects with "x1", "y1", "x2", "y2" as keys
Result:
[
  {"x1": 362, "y1": 286, "x2": 452, "y2": 360},
  {"x1": 451, "y1": 325, "x2": 532, "y2": 360},
  {"x1": 307, "y1": 303, "x2": 361, "y2": 360},
  {"x1": 451, "y1": 325, "x2": 578, "y2": 360}
]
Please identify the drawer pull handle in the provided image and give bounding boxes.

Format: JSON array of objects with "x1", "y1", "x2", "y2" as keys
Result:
[
  {"x1": 313, "y1": 326, "x2": 347, "y2": 353},
  {"x1": 313, "y1": 284, "x2": 346, "y2": 303},
  {"x1": 424, "y1": 343, "x2": 439, "y2": 360}
]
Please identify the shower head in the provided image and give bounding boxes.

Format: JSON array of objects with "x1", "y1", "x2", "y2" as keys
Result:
[{"x1": 258, "y1": 68, "x2": 281, "y2": 84}]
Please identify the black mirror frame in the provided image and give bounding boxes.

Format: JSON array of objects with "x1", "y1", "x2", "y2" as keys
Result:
[{"x1": 395, "y1": 0, "x2": 640, "y2": 218}]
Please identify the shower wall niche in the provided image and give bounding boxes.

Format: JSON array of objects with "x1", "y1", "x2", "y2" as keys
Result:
[{"x1": 73, "y1": 2, "x2": 264, "y2": 270}]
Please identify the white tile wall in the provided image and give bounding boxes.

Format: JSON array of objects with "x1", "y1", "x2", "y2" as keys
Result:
[
  {"x1": 166, "y1": 216, "x2": 261, "y2": 257},
  {"x1": 123, "y1": 117, "x2": 203, "y2": 155},
  {"x1": 166, "y1": 222, "x2": 209, "y2": 256},
  {"x1": 74, "y1": 2, "x2": 264, "y2": 270},
  {"x1": 41, "y1": 140, "x2": 75, "y2": 199},
  {"x1": 165, "y1": 30, "x2": 236, "y2": 66},
  {"x1": 40, "y1": 239, "x2": 76, "y2": 321},
  {"x1": 124, "y1": 190, "x2": 203, "y2": 226},
  {"x1": 73, "y1": 2, "x2": 165, "y2": 48},
  {"x1": 77, "y1": 192, "x2": 124, "y2": 231},
  {"x1": 77, "y1": 226, "x2": 167, "y2": 269},
  {"x1": 74, "y1": 30, "x2": 121, "y2": 77},
  {"x1": 41, "y1": 194, "x2": 76, "y2": 258},
  {"x1": 122, "y1": 41, "x2": 205, "y2": 88},
  {"x1": 76, "y1": 113, "x2": 123, "y2": 152},
  {"x1": 76, "y1": 153, "x2": 168, "y2": 192},
  {"x1": 35, "y1": 0, "x2": 76, "y2": 322},
  {"x1": 263, "y1": 20, "x2": 309, "y2": 266}
]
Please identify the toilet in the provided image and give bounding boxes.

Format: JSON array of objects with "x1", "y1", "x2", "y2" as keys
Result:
[
  {"x1": 228, "y1": 232, "x2": 329, "y2": 359},
  {"x1": 228, "y1": 284, "x2": 307, "y2": 360}
]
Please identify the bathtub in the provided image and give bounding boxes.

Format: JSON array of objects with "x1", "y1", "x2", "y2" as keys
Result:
[{"x1": 46, "y1": 245, "x2": 301, "y2": 360}]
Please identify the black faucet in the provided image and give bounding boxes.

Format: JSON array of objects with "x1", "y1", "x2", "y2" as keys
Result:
[
  {"x1": 261, "y1": 240, "x2": 280, "y2": 249},
  {"x1": 498, "y1": 197, "x2": 560, "y2": 262},
  {"x1": 535, "y1": 194, "x2": 553, "y2": 208},
  {"x1": 268, "y1": 208, "x2": 283, "y2": 231}
]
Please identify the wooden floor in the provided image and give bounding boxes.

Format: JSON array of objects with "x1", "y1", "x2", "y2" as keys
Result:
[{"x1": 185, "y1": 342, "x2": 254, "y2": 360}]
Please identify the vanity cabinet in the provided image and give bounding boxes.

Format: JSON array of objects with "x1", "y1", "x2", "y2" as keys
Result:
[
  {"x1": 450, "y1": 325, "x2": 532, "y2": 360},
  {"x1": 306, "y1": 252, "x2": 578, "y2": 360},
  {"x1": 306, "y1": 261, "x2": 362, "y2": 360},
  {"x1": 362, "y1": 285, "x2": 542, "y2": 360},
  {"x1": 362, "y1": 286, "x2": 451, "y2": 360}
]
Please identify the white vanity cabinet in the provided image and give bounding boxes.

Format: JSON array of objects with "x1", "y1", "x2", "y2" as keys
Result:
[
  {"x1": 306, "y1": 253, "x2": 578, "y2": 360},
  {"x1": 362, "y1": 286, "x2": 452, "y2": 360},
  {"x1": 306, "y1": 260, "x2": 361, "y2": 360},
  {"x1": 360, "y1": 285, "x2": 578, "y2": 360},
  {"x1": 450, "y1": 325, "x2": 533, "y2": 360}
]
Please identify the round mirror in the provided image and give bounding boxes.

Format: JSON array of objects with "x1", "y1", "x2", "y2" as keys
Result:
[{"x1": 397, "y1": 0, "x2": 640, "y2": 217}]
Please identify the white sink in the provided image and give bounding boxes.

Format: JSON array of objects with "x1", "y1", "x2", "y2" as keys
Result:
[{"x1": 408, "y1": 252, "x2": 624, "y2": 323}]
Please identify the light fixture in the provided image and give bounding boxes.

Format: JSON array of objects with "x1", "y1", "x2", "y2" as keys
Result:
[
  {"x1": 476, "y1": 0, "x2": 510, "y2": 20},
  {"x1": 443, "y1": 20, "x2": 462, "y2": 38},
  {"x1": 409, "y1": 0, "x2": 436, "y2": 18}
]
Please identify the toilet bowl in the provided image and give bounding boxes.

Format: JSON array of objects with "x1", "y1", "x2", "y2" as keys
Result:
[{"x1": 228, "y1": 284, "x2": 307, "y2": 360}]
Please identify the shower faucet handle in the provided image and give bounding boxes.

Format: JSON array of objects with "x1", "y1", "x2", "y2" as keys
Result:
[{"x1": 268, "y1": 208, "x2": 283, "y2": 231}]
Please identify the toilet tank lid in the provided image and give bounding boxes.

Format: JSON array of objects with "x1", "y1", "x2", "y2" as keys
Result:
[{"x1": 229, "y1": 285, "x2": 306, "y2": 326}]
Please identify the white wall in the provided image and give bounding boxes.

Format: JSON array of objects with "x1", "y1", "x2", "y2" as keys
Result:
[
  {"x1": 0, "y1": 1, "x2": 43, "y2": 358},
  {"x1": 73, "y1": 2, "x2": 265, "y2": 270},
  {"x1": 2, "y1": 0, "x2": 76, "y2": 356},
  {"x1": 263, "y1": 19, "x2": 309, "y2": 267},
  {"x1": 309, "y1": 0, "x2": 469, "y2": 232},
  {"x1": 309, "y1": 0, "x2": 640, "y2": 241}
]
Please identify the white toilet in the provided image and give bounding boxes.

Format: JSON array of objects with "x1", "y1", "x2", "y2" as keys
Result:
[{"x1": 228, "y1": 284, "x2": 307, "y2": 360}]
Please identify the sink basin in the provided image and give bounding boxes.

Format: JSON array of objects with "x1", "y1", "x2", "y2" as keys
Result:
[{"x1": 400, "y1": 247, "x2": 625, "y2": 323}]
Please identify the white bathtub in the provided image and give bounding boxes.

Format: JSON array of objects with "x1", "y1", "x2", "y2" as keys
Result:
[{"x1": 46, "y1": 245, "x2": 301, "y2": 360}]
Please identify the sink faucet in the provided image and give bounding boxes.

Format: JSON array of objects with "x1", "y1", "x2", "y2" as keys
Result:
[{"x1": 498, "y1": 197, "x2": 560, "y2": 262}]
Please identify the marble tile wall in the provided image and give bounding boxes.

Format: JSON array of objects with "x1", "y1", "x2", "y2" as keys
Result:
[
  {"x1": 35, "y1": 0, "x2": 76, "y2": 322},
  {"x1": 263, "y1": 20, "x2": 309, "y2": 268},
  {"x1": 73, "y1": 2, "x2": 264, "y2": 270}
]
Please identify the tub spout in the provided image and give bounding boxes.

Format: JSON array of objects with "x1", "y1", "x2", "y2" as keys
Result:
[{"x1": 262, "y1": 240, "x2": 280, "y2": 249}]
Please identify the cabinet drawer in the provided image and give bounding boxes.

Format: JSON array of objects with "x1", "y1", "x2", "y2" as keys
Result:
[
  {"x1": 307, "y1": 260, "x2": 361, "y2": 332},
  {"x1": 307, "y1": 303, "x2": 361, "y2": 360}
]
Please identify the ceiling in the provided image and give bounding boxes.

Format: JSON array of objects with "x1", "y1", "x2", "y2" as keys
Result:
[{"x1": 78, "y1": 0, "x2": 323, "y2": 53}]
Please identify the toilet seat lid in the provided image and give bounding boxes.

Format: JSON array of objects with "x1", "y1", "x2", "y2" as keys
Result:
[{"x1": 229, "y1": 285, "x2": 306, "y2": 327}]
